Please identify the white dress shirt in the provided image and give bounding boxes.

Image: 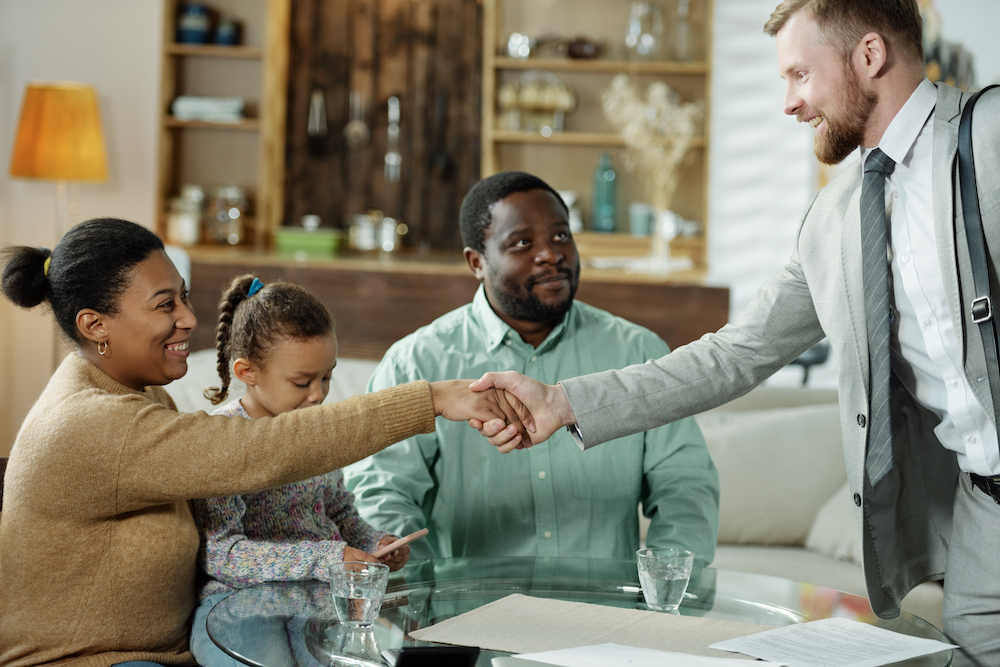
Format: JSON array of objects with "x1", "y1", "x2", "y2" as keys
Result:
[{"x1": 870, "y1": 77, "x2": 1000, "y2": 476}]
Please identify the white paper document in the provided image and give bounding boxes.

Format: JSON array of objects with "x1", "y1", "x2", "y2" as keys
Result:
[
  {"x1": 710, "y1": 617, "x2": 957, "y2": 667},
  {"x1": 515, "y1": 643, "x2": 783, "y2": 666}
]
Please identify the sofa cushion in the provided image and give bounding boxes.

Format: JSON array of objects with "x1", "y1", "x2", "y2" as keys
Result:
[
  {"x1": 695, "y1": 403, "x2": 844, "y2": 547},
  {"x1": 805, "y1": 482, "x2": 863, "y2": 566}
]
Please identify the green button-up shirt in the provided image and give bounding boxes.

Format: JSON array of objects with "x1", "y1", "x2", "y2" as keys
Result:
[{"x1": 344, "y1": 286, "x2": 719, "y2": 564}]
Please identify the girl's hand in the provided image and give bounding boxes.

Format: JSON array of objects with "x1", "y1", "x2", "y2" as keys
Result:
[
  {"x1": 343, "y1": 546, "x2": 379, "y2": 564},
  {"x1": 376, "y1": 535, "x2": 411, "y2": 571}
]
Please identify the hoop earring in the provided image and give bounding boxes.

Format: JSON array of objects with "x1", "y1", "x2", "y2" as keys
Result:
[{"x1": 98, "y1": 341, "x2": 108, "y2": 356}]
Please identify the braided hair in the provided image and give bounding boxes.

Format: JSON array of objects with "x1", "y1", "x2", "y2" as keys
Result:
[{"x1": 204, "y1": 274, "x2": 335, "y2": 404}]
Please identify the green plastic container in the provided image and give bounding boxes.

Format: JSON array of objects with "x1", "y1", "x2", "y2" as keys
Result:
[{"x1": 272, "y1": 227, "x2": 345, "y2": 260}]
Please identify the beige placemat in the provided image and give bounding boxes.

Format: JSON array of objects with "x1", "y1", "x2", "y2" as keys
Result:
[{"x1": 409, "y1": 594, "x2": 774, "y2": 659}]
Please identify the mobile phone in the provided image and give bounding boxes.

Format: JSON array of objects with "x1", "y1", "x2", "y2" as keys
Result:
[
  {"x1": 373, "y1": 528, "x2": 429, "y2": 558},
  {"x1": 381, "y1": 646, "x2": 480, "y2": 666}
]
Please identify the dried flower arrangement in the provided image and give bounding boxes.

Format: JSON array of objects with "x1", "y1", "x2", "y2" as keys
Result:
[{"x1": 601, "y1": 74, "x2": 703, "y2": 213}]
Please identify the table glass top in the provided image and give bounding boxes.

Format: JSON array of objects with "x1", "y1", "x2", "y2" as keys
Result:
[{"x1": 206, "y1": 557, "x2": 950, "y2": 667}]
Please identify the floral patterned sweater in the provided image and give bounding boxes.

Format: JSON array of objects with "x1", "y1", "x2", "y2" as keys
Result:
[{"x1": 192, "y1": 399, "x2": 390, "y2": 599}]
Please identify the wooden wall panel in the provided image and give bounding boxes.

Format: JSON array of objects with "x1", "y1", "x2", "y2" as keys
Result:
[{"x1": 283, "y1": 0, "x2": 482, "y2": 248}]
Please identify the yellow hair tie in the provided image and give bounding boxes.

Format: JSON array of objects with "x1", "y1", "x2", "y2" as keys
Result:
[{"x1": 43, "y1": 257, "x2": 51, "y2": 277}]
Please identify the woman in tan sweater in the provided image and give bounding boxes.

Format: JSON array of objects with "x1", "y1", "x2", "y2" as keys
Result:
[{"x1": 0, "y1": 218, "x2": 524, "y2": 667}]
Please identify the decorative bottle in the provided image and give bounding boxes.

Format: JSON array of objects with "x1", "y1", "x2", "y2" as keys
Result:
[{"x1": 592, "y1": 153, "x2": 618, "y2": 233}]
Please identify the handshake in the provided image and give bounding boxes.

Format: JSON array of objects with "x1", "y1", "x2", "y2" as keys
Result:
[{"x1": 428, "y1": 372, "x2": 576, "y2": 453}]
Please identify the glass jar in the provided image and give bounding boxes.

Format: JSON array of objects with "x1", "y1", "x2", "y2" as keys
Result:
[
  {"x1": 624, "y1": 1, "x2": 664, "y2": 61},
  {"x1": 207, "y1": 185, "x2": 248, "y2": 245},
  {"x1": 166, "y1": 184, "x2": 204, "y2": 247}
]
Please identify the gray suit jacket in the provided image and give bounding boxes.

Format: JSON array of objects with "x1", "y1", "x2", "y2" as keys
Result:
[{"x1": 562, "y1": 82, "x2": 1000, "y2": 618}]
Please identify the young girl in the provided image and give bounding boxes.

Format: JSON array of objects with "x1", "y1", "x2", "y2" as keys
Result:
[{"x1": 189, "y1": 274, "x2": 410, "y2": 666}]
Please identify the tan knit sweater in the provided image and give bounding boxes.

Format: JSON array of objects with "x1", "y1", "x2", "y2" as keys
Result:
[{"x1": 0, "y1": 354, "x2": 435, "y2": 667}]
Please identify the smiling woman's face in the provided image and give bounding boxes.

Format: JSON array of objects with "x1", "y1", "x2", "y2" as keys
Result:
[{"x1": 95, "y1": 250, "x2": 197, "y2": 390}]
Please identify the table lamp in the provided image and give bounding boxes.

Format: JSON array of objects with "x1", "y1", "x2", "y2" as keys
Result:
[{"x1": 8, "y1": 81, "x2": 109, "y2": 239}]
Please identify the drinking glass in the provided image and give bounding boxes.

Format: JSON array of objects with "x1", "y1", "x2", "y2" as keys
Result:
[
  {"x1": 329, "y1": 562, "x2": 389, "y2": 628},
  {"x1": 636, "y1": 547, "x2": 694, "y2": 613}
]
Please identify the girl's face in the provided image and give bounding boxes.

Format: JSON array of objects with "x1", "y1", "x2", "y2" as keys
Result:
[
  {"x1": 238, "y1": 333, "x2": 338, "y2": 419},
  {"x1": 95, "y1": 250, "x2": 196, "y2": 390}
]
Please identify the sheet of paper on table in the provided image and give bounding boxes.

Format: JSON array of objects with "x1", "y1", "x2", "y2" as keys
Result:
[
  {"x1": 408, "y1": 593, "x2": 772, "y2": 658},
  {"x1": 709, "y1": 617, "x2": 957, "y2": 667},
  {"x1": 513, "y1": 643, "x2": 783, "y2": 666}
]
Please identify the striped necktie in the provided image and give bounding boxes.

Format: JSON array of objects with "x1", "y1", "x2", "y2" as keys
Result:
[{"x1": 861, "y1": 148, "x2": 896, "y2": 486}]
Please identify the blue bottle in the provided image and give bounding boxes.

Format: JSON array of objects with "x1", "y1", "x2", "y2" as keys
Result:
[{"x1": 592, "y1": 153, "x2": 617, "y2": 232}]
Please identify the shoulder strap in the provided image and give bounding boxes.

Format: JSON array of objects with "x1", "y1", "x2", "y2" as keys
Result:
[{"x1": 958, "y1": 84, "x2": 1000, "y2": 424}]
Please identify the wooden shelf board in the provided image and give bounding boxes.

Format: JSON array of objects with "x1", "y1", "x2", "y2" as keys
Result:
[
  {"x1": 163, "y1": 116, "x2": 260, "y2": 131},
  {"x1": 489, "y1": 129, "x2": 706, "y2": 148},
  {"x1": 166, "y1": 43, "x2": 263, "y2": 58},
  {"x1": 494, "y1": 57, "x2": 708, "y2": 75}
]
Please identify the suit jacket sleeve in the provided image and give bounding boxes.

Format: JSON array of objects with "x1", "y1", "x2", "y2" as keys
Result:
[{"x1": 562, "y1": 211, "x2": 827, "y2": 447}]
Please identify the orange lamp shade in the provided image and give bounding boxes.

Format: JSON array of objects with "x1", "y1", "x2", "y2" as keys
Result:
[{"x1": 9, "y1": 82, "x2": 108, "y2": 182}]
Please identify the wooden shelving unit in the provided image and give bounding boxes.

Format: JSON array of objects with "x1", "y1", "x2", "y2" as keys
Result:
[
  {"x1": 156, "y1": 0, "x2": 289, "y2": 250},
  {"x1": 481, "y1": 0, "x2": 713, "y2": 270}
]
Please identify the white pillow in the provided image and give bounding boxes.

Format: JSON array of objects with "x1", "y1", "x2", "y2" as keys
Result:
[
  {"x1": 695, "y1": 403, "x2": 845, "y2": 546},
  {"x1": 805, "y1": 481, "x2": 863, "y2": 565}
]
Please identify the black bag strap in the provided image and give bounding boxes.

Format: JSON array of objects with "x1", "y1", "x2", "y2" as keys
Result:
[{"x1": 958, "y1": 84, "x2": 1000, "y2": 423}]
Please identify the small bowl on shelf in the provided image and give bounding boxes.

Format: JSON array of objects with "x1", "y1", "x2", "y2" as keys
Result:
[{"x1": 272, "y1": 226, "x2": 345, "y2": 260}]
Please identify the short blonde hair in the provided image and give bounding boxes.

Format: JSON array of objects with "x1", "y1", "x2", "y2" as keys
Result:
[{"x1": 764, "y1": 0, "x2": 923, "y2": 67}]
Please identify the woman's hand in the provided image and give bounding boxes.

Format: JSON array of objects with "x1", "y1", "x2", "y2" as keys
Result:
[
  {"x1": 375, "y1": 535, "x2": 410, "y2": 571},
  {"x1": 342, "y1": 546, "x2": 379, "y2": 564},
  {"x1": 429, "y1": 379, "x2": 534, "y2": 447}
]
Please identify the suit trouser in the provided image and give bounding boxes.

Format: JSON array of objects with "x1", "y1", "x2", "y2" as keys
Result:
[{"x1": 943, "y1": 474, "x2": 1000, "y2": 667}]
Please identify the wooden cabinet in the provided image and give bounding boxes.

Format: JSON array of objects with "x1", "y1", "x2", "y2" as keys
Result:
[
  {"x1": 481, "y1": 0, "x2": 713, "y2": 269},
  {"x1": 186, "y1": 249, "x2": 729, "y2": 360},
  {"x1": 156, "y1": 0, "x2": 290, "y2": 249}
]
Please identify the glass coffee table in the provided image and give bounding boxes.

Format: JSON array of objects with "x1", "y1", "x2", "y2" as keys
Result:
[{"x1": 207, "y1": 557, "x2": 950, "y2": 667}]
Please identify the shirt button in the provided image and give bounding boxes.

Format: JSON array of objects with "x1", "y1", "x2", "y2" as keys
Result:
[
  {"x1": 969, "y1": 436, "x2": 978, "y2": 445},
  {"x1": 857, "y1": 414, "x2": 867, "y2": 427},
  {"x1": 923, "y1": 319, "x2": 932, "y2": 327},
  {"x1": 544, "y1": 531, "x2": 552, "y2": 539},
  {"x1": 853, "y1": 493, "x2": 862, "y2": 507},
  {"x1": 949, "y1": 379, "x2": 959, "y2": 389},
  {"x1": 892, "y1": 191, "x2": 898, "y2": 200},
  {"x1": 531, "y1": 355, "x2": 537, "y2": 362},
  {"x1": 314, "y1": 503, "x2": 322, "y2": 514},
  {"x1": 505, "y1": 339, "x2": 512, "y2": 346},
  {"x1": 538, "y1": 471, "x2": 546, "y2": 479},
  {"x1": 900, "y1": 255, "x2": 910, "y2": 264}
]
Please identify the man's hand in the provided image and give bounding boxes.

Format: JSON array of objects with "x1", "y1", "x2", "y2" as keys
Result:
[
  {"x1": 467, "y1": 371, "x2": 576, "y2": 451},
  {"x1": 375, "y1": 535, "x2": 410, "y2": 571},
  {"x1": 429, "y1": 379, "x2": 533, "y2": 447}
]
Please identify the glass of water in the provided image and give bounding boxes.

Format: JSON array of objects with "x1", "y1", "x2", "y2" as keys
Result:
[
  {"x1": 329, "y1": 561, "x2": 389, "y2": 628},
  {"x1": 636, "y1": 548, "x2": 694, "y2": 613}
]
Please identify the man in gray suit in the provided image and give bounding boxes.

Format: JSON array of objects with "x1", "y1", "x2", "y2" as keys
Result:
[{"x1": 472, "y1": 1, "x2": 1000, "y2": 664}]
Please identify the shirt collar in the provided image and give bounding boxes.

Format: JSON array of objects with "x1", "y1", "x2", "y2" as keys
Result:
[
  {"x1": 867, "y1": 78, "x2": 936, "y2": 166},
  {"x1": 470, "y1": 284, "x2": 570, "y2": 353}
]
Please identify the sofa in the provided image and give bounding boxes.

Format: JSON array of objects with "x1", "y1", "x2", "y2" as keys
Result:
[{"x1": 167, "y1": 349, "x2": 943, "y2": 629}]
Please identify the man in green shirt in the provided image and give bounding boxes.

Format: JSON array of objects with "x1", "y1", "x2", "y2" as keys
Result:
[{"x1": 344, "y1": 171, "x2": 719, "y2": 564}]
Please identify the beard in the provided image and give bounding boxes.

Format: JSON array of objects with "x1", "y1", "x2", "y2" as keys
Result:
[
  {"x1": 489, "y1": 262, "x2": 581, "y2": 323},
  {"x1": 812, "y1": 67, "x2": 877, "y2": 165}
]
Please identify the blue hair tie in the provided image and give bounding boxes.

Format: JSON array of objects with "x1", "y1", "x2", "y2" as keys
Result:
[{"x1": 247, "y1": 277, "x2": 264, "y2": 297}]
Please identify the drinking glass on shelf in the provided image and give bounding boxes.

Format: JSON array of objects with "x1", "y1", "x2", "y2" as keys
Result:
[{"x1": 624, "y1": 1, "x2": 664, "y2": 61}]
